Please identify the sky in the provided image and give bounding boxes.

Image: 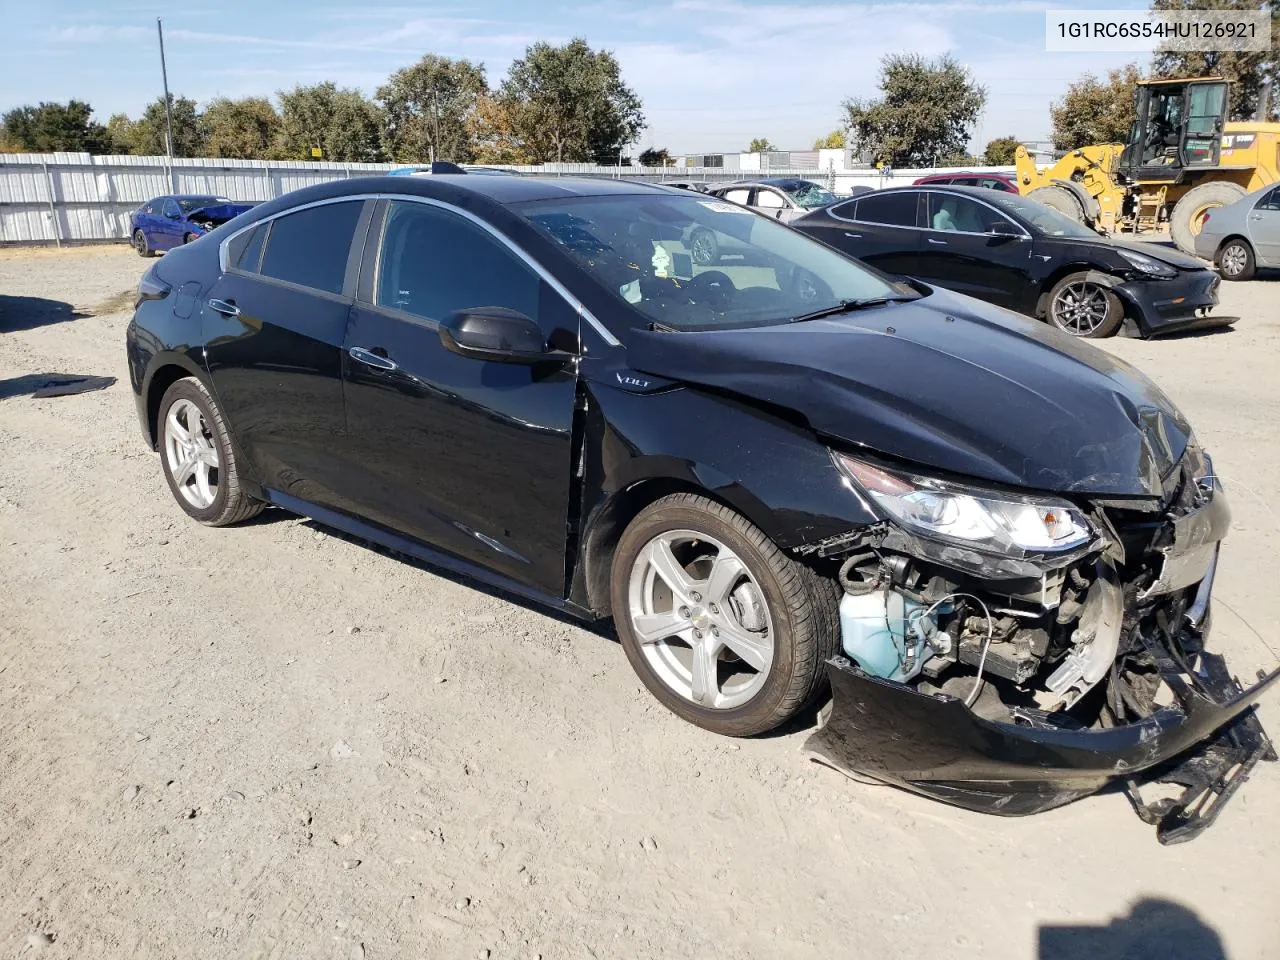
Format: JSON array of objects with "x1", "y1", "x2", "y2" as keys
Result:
[{"x1": 0, "y1": 0, "x2": 1149, "y2": 154}]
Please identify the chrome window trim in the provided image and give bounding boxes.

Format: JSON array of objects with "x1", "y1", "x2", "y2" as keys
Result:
[{"x1": 219, "y1": 191, "x2": 621, "y2": 347}]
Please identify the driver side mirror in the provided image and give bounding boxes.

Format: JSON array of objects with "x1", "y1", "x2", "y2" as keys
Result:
[
  {"x1": 986, "y1": 220, "x2": 1021, "y2": 237},
  {"x1": 438, "y1": 306, "x2": 564, "y2": 365}
]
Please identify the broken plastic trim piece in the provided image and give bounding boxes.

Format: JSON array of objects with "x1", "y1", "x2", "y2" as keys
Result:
[{"x1": 806, "y1": 653, "x2": 1279, "y2": 837}]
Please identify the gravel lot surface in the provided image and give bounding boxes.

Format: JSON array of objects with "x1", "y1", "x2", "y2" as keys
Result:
[{"x1": 2, "y1": 244, "x2": 1278, "y2": 960}]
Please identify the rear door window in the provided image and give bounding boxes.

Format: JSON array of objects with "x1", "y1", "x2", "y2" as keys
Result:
[
  {"x1": 855, "y1": 191, "x2": 920, "y2": 228},
  {"x1": 259, "y1": 201, "x2": 364, "y2": 295},
  {"x1": 1255, "y1": 187, "x2": 1280, "y2": 211}
]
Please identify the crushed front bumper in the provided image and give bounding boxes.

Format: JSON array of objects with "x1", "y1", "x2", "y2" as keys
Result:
[
  {"x1": 1116, "y1": 271, "x2": 1233, "y2": 336},
  {"x1": 807, "y1": 651, "x2": 1278, "y2": 843}
]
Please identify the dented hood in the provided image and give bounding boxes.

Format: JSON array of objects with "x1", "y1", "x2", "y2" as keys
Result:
[{"x1": 626, "y1": 288, "x2": 1190, "y2": 497}]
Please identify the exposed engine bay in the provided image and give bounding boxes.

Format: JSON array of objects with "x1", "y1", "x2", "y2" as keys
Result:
[{"x1": 803, "y1": 443, "x2": 1278, "y2": 844}]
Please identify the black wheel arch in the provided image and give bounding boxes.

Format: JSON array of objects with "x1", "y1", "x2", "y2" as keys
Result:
[{"x1": 142, "y1": 354, "x2": 208, "y2": 449}]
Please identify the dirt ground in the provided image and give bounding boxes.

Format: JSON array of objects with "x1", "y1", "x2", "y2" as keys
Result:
[{"x1": 1, "y1": 244, "x2": 1278, "y2": 960}]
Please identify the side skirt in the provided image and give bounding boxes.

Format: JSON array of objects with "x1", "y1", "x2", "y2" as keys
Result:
[{"x1": 265, "y1": 489, "x2": 598, "y2": 622}]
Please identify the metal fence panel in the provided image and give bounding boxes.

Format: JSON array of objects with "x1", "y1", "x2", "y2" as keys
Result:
[{"x1": 0, "y1": 152, "x2": 1015, "y2": 244}]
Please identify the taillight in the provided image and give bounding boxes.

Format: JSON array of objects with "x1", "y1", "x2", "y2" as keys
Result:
[{"x1": 135, "y1": 267, "x2": 171, "y2": 307}]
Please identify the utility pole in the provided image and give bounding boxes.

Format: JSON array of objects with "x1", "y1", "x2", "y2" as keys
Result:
[{"x1": 156, "y1": 18, "x2": 176, "y2": 191}]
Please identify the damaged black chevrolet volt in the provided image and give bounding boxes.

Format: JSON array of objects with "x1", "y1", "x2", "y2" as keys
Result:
[{"x1": 126, "y1": 177, "x2": 1276, "y2": 843}]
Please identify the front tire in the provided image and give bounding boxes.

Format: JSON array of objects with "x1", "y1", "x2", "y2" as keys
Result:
[
  {"x1": 610, "y1": 493, "x2": 840, "y2": 737},
  {"x1": 1046, "y1": 272, "x2": 1124, "y2": 338},
  {"x1": 1216, "y1": 238, "x2": 1256, "y2": 281},
  {"x1": 158, "y1": 377, "x2": 263, "y2": 526}
]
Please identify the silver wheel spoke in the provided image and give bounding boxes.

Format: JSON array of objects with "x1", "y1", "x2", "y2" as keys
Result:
[
  {"x1": 196, "y1": 441, "x2": 219, "y2": 467},
  {"x1": 633, "y1": 611, "x2": 688, "y2": 645},
  {"x1": 716, "y1": 622, "x2": 770, "y2": 672},
  {"x1": 689, "y1": 637, "x2": 719, "y2": 704},
  {"x1": 194, "y1": 462, "x2": 215, "y2": 505},
  {"x1": 166, "y1": 409, "x2": 191, "y2": 444},
  {"x1": 175, "y1": 455, "x2": 199, "y2": 486},
  {"x1": 703, "y1": 553, "x2": 745, "y2": 606},
  {"x1": 645, "y1": 538, "x2": 695, "y2": 603}
]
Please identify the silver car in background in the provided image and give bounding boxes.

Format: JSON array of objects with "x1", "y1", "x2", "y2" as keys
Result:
[{"x1": 1194, "y1": 182, "x2": 1280, "y2": 281}]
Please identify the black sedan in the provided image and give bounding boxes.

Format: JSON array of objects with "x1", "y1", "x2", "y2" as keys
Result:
[
  {"x1": 794, "y1": 185, "x2": 1228, "y2": 338},
  {"x1": 126, "y1": 175, "x2": 1276, "y2": 841}
]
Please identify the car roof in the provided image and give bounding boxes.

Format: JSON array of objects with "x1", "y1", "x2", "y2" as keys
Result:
[{"x1": 236, "y1": 175, "x2": 679, "y2": 222}]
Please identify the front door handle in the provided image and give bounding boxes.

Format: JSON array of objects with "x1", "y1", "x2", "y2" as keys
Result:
[
  {"x1": 843, "y1": 231, "x2": 863, "y2": 239},
  {"x1": 207, "y1": 298, "x2": 239, "y2": 316},
  {"x1": 927, "y1": 238, "x2": 948, "y2": 246},
  {"x1": 349, "y1": 346, "x2": 399, "y2": 372}
]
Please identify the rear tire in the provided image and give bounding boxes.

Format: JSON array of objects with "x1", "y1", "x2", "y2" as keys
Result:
[
  {"x1": 158, "y1": 377, "x2": 263, "y2": 526},
  {"x1": 1216, "y1": 238, "x2": 1256, "y2": 281},
  {"x1": 133, "y1": 229, "x2": 154, "y2": 258},
  {"x1": 1169, "y1": 182, "x2": 1246, "y2": 256},
  {"x1": 1045, "y1": 271, "x2": 1124, "y2": 338},
  {"x1": 1027, "y1": 185, "x2": 1086, "y2": 224},
  {"x1": 610, "y1": 493, "x2": 840, "y2": 737}
]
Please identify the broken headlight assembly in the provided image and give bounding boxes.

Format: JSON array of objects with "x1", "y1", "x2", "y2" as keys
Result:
[{"x1": 834, "y1": 452, "x2": 1094, "y2": 557}]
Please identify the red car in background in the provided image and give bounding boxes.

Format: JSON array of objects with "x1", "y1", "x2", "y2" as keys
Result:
[{"x1": 912, "y1": 171, "x2": 1020, "y2": 194}]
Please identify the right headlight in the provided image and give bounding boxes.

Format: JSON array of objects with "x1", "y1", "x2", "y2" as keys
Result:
[{"x1": 835, "y1": 453, "x2": 1095, "y2": 557}]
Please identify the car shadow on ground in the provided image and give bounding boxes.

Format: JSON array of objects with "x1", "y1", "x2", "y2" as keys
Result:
[
  {"x1": 246, "y1": 510, "x2": 620, "y2": 642},
  {"x1": 1038, "y1": 897, "x2": 1227, "y2": 960},
  {"x1": 0, "y1": 295, "x2": 89, "y2": 333}
]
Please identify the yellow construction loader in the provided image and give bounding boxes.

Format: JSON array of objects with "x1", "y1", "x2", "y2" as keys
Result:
[{"x1": 1015, "y1": 77, "x2": 1279, "y2": 254}]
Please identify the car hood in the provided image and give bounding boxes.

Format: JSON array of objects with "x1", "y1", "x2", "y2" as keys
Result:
[
  {"x1": 625, "y1": 288, "x2": 1191, "y2": 497},
  {"x1": 1054, "y1": 236, "x2": 1207, "y2": 271}
]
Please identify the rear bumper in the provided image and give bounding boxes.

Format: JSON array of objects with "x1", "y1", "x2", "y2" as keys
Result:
[
  {"x1": 808, "y1": 650, "x2": 1277, "y2": 839},
  {"x1": 1116, "y1": 271, "x2": 1231, "y2": 336}
]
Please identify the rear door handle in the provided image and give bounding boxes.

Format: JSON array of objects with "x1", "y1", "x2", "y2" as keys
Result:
[
  {"x1": 207, "y1": 298, "x2": 239, "y2": 316},
  {"x1": 927, "y1": 238, "x2": 948, "y2": 246},
  {"x1": 349, "y1": 346, "x2": 398, "y2": 372},
  {"x1": 1249, "y1": 214, "x2": 1263, "y2": 220}
]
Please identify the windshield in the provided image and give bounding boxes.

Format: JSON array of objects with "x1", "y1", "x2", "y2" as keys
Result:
[
  {"x1": 177, "y1": 196, "x2": 229, "y2": 213},
  {"x1": 517, "y1": 194, "x2": 907, "y2": 332},
  {"x1": 785, "y1": 181, "x2": 837, "y2": 209},
  {"x1": 992, "y1": 193, "x2": 1099, "y2": 238}
]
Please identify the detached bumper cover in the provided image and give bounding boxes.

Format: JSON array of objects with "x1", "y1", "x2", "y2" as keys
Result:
[
  {"x1": 807, "y1": 653, "x2": 1278, "y2": 840},
  {"x1": 1116, "y1": 271, "x2": 1231, "y2": 335}
]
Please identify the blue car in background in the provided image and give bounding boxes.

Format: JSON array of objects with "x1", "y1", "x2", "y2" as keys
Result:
[{"x1": 130, "y1": 195, "x2": 256, "y2": 257}]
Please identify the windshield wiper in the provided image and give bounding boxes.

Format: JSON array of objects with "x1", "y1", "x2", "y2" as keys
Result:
[{"x1": 790, "y1": 296, "x2": 915, "y2": 324}]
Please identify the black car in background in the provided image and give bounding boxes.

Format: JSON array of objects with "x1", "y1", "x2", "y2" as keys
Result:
[
  {"x1": 125, "y1": 175, "x2": 1275, "y2": 841},
  {"x1": 794, "y1": 185, "x2": 1227, "y2": 338}
]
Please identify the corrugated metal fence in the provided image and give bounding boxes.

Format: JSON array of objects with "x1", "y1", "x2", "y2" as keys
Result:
[{"x1": 0, "y1": 152, "x2": 1014, "y2": 244}]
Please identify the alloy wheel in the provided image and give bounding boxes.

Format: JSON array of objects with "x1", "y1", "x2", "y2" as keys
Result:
[
  {"x1": 627, "y1": 530, "x2": 774, "y2": 709},
  {"x1": 1220, "y1": 243, "x2": 1248, "y2": 278},
  {"x1": 133, "y1": 231, "x2": 147, "y2": 254},
  {"x1": 690, "y1": 230, "x2": 716, "y2": 265},
  {"x1": 164, "y1": 398, "x2": 220, "y2": 509},
  {"x1": 1051, "y1": 281, "x2": 1110, "y2": 335}
]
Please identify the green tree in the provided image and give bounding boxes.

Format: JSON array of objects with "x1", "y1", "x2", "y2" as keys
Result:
[
  {"x1": 982, "y1": 135, "x2": 1020, "y2": 165},
  {"x1": 200, "y1": 97, "x2": 281, "y2": 159},
  {"x1": 1050, "y1": 64, "x2": 1142, "y2": 150},
  {"x1": 939, "y1": 151, "x2": 978, "y2": 167},
  {"x1": 376, "y1": 54, "x2": 488, "y2": 162},
  {"x1": 638, "y1": 147, "x2": 671, "y2": 166},
  {"x1": 104, "y1": 113, "x2": 140, "y2": 154},
  {"x1": 0, "y1": 100, "x2": 107, "y2": 152},
  {"x1": 813, "y1": 130, "x2": 845, "y2": 150},
  {"x1": 129, "y1": 95, "x2": 204, "y2": 156},
  {"x1": 1151, "y1": 0, "x2": 1279, "y2": 121},
  {"x1": 842, "y1": 54, "x2": 987, "y2": 167},
  {"x1": 747, "y1": 137, "x2": 776, "y2": 153},
  {"x1": 497, "y1": 39, "x2": 644, "y2": 163},
  {"x1": 277, "y1": 83, "x2": 385, "y2": 162}
]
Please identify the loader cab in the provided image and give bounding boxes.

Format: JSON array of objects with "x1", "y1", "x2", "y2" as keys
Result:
[{"x1": 1120, "y1": 78, "x2": 1230, "y2": 182}]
